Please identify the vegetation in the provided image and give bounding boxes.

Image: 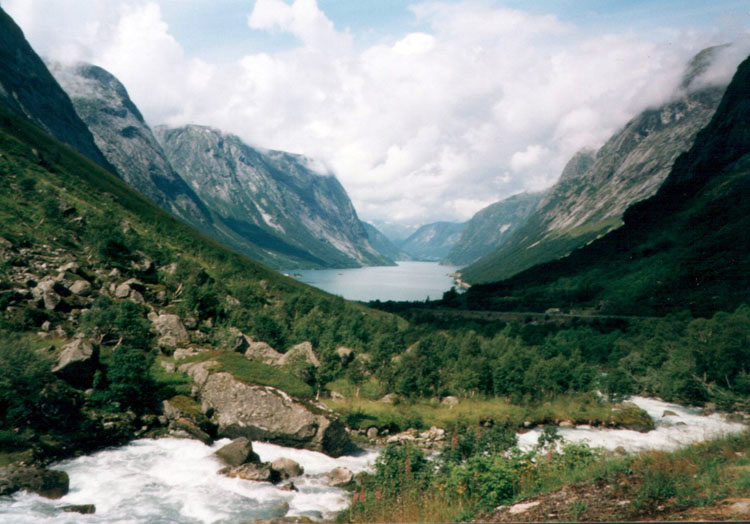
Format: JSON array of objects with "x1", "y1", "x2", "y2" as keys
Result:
[{"x1": 347, "y1": 427, "x2": 750, "y2": 523}]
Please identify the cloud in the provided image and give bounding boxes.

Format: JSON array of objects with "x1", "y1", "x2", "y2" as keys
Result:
[{"x1": 4, "y1": 0, "x2": 747, "y2": 227}]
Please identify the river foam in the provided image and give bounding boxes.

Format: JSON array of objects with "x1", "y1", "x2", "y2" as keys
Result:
[
  {"x1": 517, "y1": 396, "x2": 747, "y2": 452},
  {"x1": 0, "y1": 438, "x2": 378, "y2": 524}
]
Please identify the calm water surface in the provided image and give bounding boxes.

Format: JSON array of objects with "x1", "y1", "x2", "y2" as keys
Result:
[{"x1": 290, "y1": 261, "x2": 459, "y2": 302}]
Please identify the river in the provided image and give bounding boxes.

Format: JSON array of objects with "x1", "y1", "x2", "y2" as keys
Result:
[{"x1": 289, "y1": 261, "x2": 459, "y2": 302}]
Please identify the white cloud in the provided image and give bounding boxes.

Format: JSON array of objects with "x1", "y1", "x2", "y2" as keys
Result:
[{"x1": 4, "y1": 0, "x2": 747, "y2": 227}]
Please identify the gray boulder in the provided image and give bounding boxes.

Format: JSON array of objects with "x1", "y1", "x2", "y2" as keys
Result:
[
  {"x1": 327, "y1": 467, "x2": 353, "y2": 486},
  {"x1": 271, "y1": 457, "x2": 304, "y2": 480},
  {"x1": 279, "y1": 341, "x2": 319, "y2": 368},
  {"x1": 182, "y1": 366, "x2": 349, "y2": 457},
  {"x1": 51, "y1": 338, "x2": 98, "y2": 388},
  {"x1": 245, "y1": 340, "x2": 283, "y2": 366},
  {"x1": 220, "y1": 462, "x2": 276, "y2": 482},
  {"x1": 69, "y1": 279, "x2": 92, "y2": 296},
  {"x1": 152, "y1": 314, "x2": 189, "y2": 347},
  {"x1": 32, "y1": 277, "x2": 63, "y2": 310},
  {"x1": 214, "y1": 437, "x2": 260, "y2": 467}
]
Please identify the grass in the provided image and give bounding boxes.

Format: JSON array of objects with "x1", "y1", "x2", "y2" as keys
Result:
[
  {"x1": 176, "y1": 350, "x2": 314, "y2": 399},
  {"x1": 323, "y1": 394, "x2": 653, "y2": 432},
  {"x1": 326, "y1": 378, "x2": 385, "y2": 400}
]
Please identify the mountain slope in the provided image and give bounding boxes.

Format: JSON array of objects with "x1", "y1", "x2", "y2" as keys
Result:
[
  {"x1": 443, "y1": 192, "x2": 544, "y2": 266},
  {"x1": 399, "y1": 221, "x2": 466, "y2": 262},
  {"x1": 465, "y1": 54, "x2": 750, "y2": 317},
  {"x1": 47, "y1": 62, "x2": 215, "y2": 231},
  {"x1": 363, "y1": 222, "x2": 412, "y2": 261},
  {"x1": 155, "y1": 125, "x2": 392, "y2": 269},
  {"x1": 462, "y1": 48, "x2": 728, "y2": 284},
  {"x1": 0, "y1": 9, "x2": 111, "y2": 170}
]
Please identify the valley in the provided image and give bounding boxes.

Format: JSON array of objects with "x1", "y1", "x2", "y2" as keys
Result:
[{"x1": 0, "y1": 3, "x2": 749, "y2": 524}]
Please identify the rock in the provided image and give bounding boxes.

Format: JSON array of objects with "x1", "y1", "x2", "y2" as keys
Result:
[
  {"x1": 420, "y1": 426, "x2": 445, "y2": 440},
  {"x1": 366, "y1": 427, "x2": 379, "y2": 439},
  {"x1": 662, "y1": 410, "x2": 678, "y2": 417},
  {"x1": 523, "y1": 420, "x2": 533, "y2": 428},
  {"x1": 336, "y1": 346, "x2": 353, "y2": 361},
  {"x1": 613, "y1": 446, "x2": 628, "y2": 455},
  {"x1": 220, "y1": 462, "x2": 277, "y2": 482},
  {"x1": 69, "y1": 280, "x2": 92, "y2": 296},
  {"x1": 179, "y1": 360, "x2": 216, "y2": 388},
  {"x1": 129, "y1": 290, "x2": 145, "y2": 304},
  {"x1": 161, "y1": 361, "x2": 176, "y2": 373},
  {"x1": 173, "y1": 347, "x2": 207, "y2": 360},
  {"x1": 441, "y1": 395, "x2": 459, "y2": 407},
  {"x1": 114, "y1": 278, "x2": 144, "y2": 299},
  {"x1": 245, "y1": 517, "x2": 312, "y2": 524},
  {"x1": 379, "y1": 393, "x2": 399, "y2": 404},
  {"x1": 330, "y1": 391, "x2": 345, "y2": 401},
  {"x1": 59, "y1": 262, "x2": 80, "y2": 274},
  {"x1": 195, "y1": 371, "x2": 349, "y2": 456},
  {"x1": 508, "y1": 501, "x2": 540, "y2": 515},
  {"x1": 0, "y1": 466, "x2": 69, "y2": 499},
  {"x1": 327, "y1": 467, "x2": 353, "y2": 486},
  {"x1": 62, "y1": 504, "x2": 96, "y2": 514},
  {"x1": 113, "y1": 282, "x2": 131, "y2": 298},
  {"x1": 387, "y1": 432, "x2": 416, "y2": 444},
  {"x1": 279, "y1": 341, "x2": 320, "y2": 368},
  {"x1": 32, "y1": 277, "x2": 62, "y2": 310},
  {"x1": 245, "y1": 340, "x2": 283, "y2": 366},
  {"x1": 279, "y1": 481, "x2": 298, "y2": 492},
  {"x1": 231, "y1": 335, "x2": 249, "y2": 353},
  {"x1": 169, "y1": 417, "x2": 212, "y2": 445},
  {"x1": 51, "y1": 338, "x2": 98, "y2": 388},
  {"x1": 214, "y1": 437, "x2": 261, "y2": 467},
  {"x1": 271, "y1": 457, "x2": 304, "y2": 480},
  {"x1": 152, "y1": 314, "x2": 189, "y2": 347},
  {"x1": 559, "y1": 420, "x2": 575, "y2": 428},
  {"x1": 41, "y1": 320, "x2": 51, "y2": 332}
]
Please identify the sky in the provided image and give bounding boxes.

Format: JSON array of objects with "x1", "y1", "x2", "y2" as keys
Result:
[{"x1": 3, "y1": 0, "x2": 749, "y2": 231}]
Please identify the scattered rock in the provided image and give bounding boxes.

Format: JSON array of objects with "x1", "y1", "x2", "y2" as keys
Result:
[
  {"x1": 152, "y1": 314, "x2": 189, "y2": 348},
  {"x1": 441, "y1": 395, "x2": 459, "y2": 407},
  {"x1": 336, "y1": 346, "x2": 353, "y2": 361},
  {"x1": 559, "y1": 419, "x2": 575, "y2": 428},
  {"x1": 330, "y1": 391, "x2": 345, "y2": 401},
  {"x1": 271, "y1": 457, "x2": 304, "y2": 480},
  {"x1": 662, "y1": 410, "x2": 678, "y2": 417},
  {"x1": 69, "y1": 279, "x2": 92, "y2": 296},
  {"x1": 366, "y1": 427, "x2": 379, "y2": 439},
  {"x1": 32, "y1": 277, "x2": 62, "y2": 310},
  {"x1": 51, "y1": 338, "x2": 98, "y2": 388},
  {"x1": 220, "y1": 462, "x2": 276, "y2": 482},
  {"x1": 0, "y1": 466, "x2": 69, "y2": 499},
  {"x1": 245, "y1": 340, "x2": 283, "y2": 365},
  {"x1": 379, "y1": 393, "x2": 400, "y2": 404},
  {"x1": 327, "y1": 466, "x2": 353, "y2": 486},
  {"x1": 279, "y1": 341, "x2": 320, "y2": 368},
  {"x1": 508, "y1": 501, "x2": 541, "y2": 515},
  {"x1": 214, "y1": 437, "x2": 261, "y2": 467},
  {"x1": 173, "y1": 347, "x2": 207, "y2": 360},
  {"x1": 62, "y1": 504, "x2": 96, "y2": 514}
]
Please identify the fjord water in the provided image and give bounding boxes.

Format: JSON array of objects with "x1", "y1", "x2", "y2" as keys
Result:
[
  {"x1": 292, "y1": 261, "x2": 459, "y2": 301},
  {"x1": 0, "y1": 439, "x2": 378, "y2": 524}
]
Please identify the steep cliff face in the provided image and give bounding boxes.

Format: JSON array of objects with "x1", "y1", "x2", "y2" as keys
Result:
[
  {"x1": 0, "y1": 8, "x2": 110, "y2": 170},
  {"x1": 155, "y1": 125, "x2": 392, "y2": 269},
  {"x1": 443, "y1": 192, "x2": 544, "y2": 266},
  {"x1": 399, "y1": 221, "x2": 466, "y2": 262},
  {"x1": 48, "y1": 62, "x2": 213, "y2": 229},
  {"x1": 462, "y1": 48, "x2": 728, "y2": 284}
]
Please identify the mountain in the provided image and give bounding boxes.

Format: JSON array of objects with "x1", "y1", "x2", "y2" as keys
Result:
[
  {"x1": 363, "y1": 222, "x2": 412, "y2": 261},
  {"x1": 442, "y1": 192, "x2": 544, "y2": 266},
  {"x1": 154, "y1": 125, "x2": 392, "y2": 269},
  {"x1": 0, "y1": 9, "x2": 111, "y2": 170},
  {"x1": 466, "y1": 53, "x2": 750, "y2": 317},
  {"x1": 49, "y1": 62, "x2": 392, "y2": 270},
  {"x1": 47, "y1": 62, "x2": 215, "y2": 231},
  {"x1": 461, "y1": 47, "x2": 728, "y2": 284},
  {"x1": 398, "y1": 221, "x2": 466, "y2": 262}
]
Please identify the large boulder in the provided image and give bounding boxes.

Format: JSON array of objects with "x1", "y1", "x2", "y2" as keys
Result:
[
  {"x1": 51, "y1": 338, "x2": 98, "y2": 388},
  {"x1": 69, "y1": 279, "x2": 92, "y2": 296},
  {"x1": 327, "y1": 467, "x2": 353, "y2": 486},
  {"x1": 152, "y1": 314, "x2": 189, "y2": 347},
  {"x1": 279, "y1": 342, "x2": 319, "y2": 368},
  {"x1": 214, "y1": 437, "x2": 260, "y2": 467},
  {"x1": 221, "y1": 462, "x2": 277, "y2": 482},
  {"x1": 0, "y1": 466, "x2": 69, "y2": 499},
  {"x1": 245, "y1": 340, "x2": 283, "y2": 366},
  {"x1": 181, "y1": 365, "x2": 349, "y2": 457},
  {"x1": 31, "y1": 277, "x2": 64, "y2": 310}
]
